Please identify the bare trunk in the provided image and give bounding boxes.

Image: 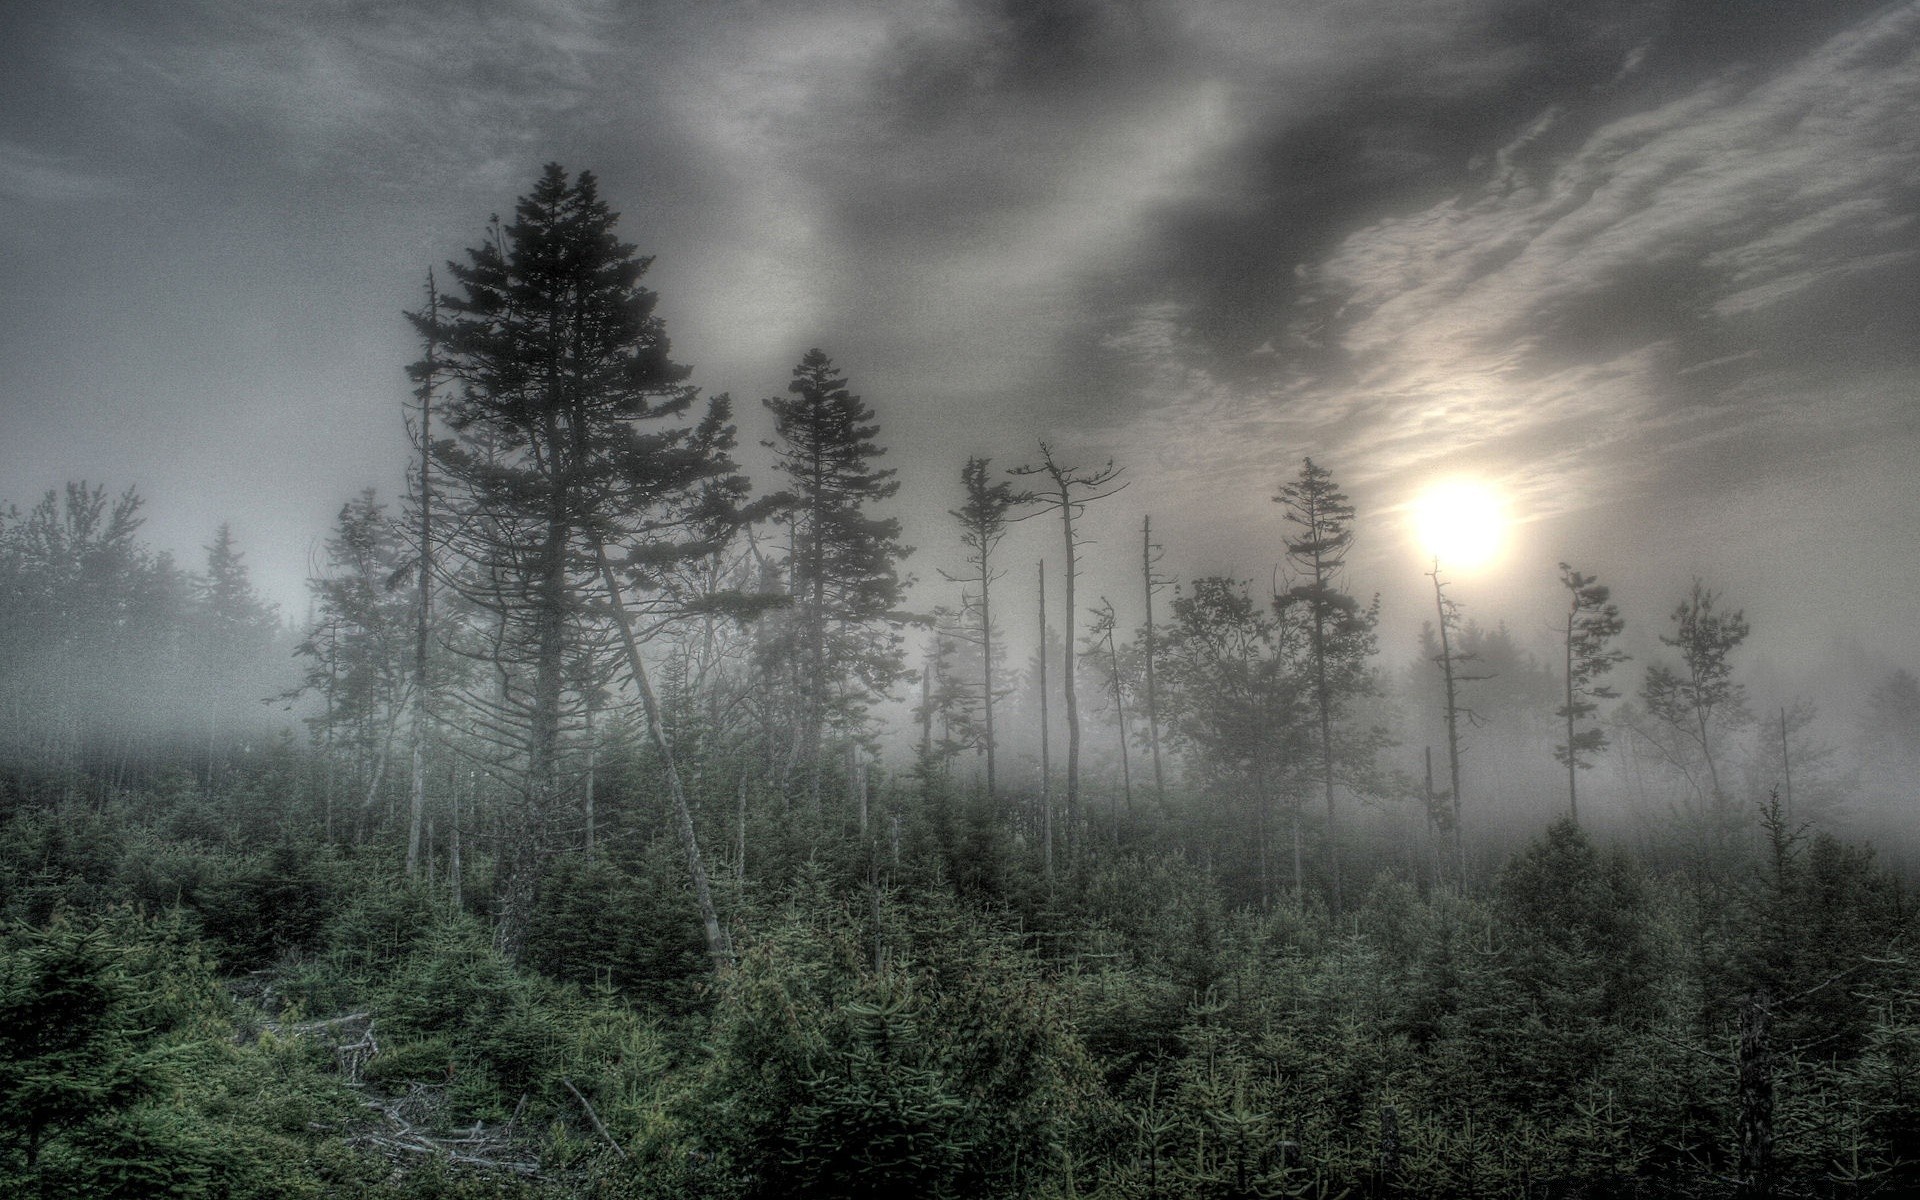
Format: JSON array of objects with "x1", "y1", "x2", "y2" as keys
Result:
[
  {"x1": 1779, "y1": 707, "x2": 1793, "y2": 823},
  {"x1": 583, "y1": 704, "x2": 596, "y2": 854},
  {"x1": 1058, "y1": 502, "x2": 1081, "y2": 852},
  {"x1": 449, "y1": 765, "x2": 463, "y2": 912},
  {"x1": 1038, "y1": 560, "x2": 1052, "y2": 879},
  {"x1": 1432, "y1": 564, "x2": 1467, "y2": 889},
  {"x1": 981, "y1": 560, "x2": 997, "y2": 801},
  {"x1": 1107, "y1": 621, "x2": 1132, "y2": 817},
  {"x1": 1142, "y1": 516, "x2": 1165, "y2": 806}
]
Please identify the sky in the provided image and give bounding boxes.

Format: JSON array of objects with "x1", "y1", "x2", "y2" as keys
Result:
[{"x1": 4, "y1": 0, "x2": 1917, "y2": 713}]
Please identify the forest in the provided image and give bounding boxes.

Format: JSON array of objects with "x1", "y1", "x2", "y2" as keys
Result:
[{"x1": 4, "y1": 163, "x2": 1920, "y2": 1200}]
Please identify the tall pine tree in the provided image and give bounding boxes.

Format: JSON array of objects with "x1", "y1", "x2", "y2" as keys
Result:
[
  {"x1": 762, "y1": 349, "x2": 911, "y2": 814},
  {"x1": 421, "y1": 163, "x2": 745, "y2": 960},
  {"x1": 1274, "y1": 458, "x2": 1378, "y2": 913}
]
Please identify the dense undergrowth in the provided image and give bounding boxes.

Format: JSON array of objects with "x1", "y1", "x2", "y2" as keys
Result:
[{"x1": 4, "y1": 762, "x2": 1918, "y2": 1199}]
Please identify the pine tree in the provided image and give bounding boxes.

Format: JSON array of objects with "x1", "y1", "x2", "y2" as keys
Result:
[
  {"x1": 940, "y1": 457, "x2": 1018, "y2": 801},
  {"x1": 1275, "y1": 458, "x2": 1378, "y2": 913},
  {"x1": 421, "y1": 163, "x2": 745, "y2": 961},
  {"x1": 1555, "y1": 563, "x2": 1627, "y2": 824},
  {"x1": 192, "y1": 523, "x2": 280, "y2": 781},
  {"x1": 762, "y1": 349, "x2": 911, "y2": 813}
]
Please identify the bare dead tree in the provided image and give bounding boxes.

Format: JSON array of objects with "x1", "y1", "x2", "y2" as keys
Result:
[{"x1": 1010, "y1": 443, "x2": 1126, "y2": 856}]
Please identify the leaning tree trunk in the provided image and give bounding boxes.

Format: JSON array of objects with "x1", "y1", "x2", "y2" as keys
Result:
[{"x1": 595, "y1": 538, "x2": 733, "y2": 970}]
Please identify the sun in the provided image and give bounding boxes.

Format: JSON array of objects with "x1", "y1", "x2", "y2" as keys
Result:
[{"x1": 1412, "y1": 479, "x2": 1507, "y2": 570}]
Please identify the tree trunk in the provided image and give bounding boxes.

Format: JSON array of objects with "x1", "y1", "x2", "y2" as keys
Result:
[
  {"x1": 596, "y1": 539, "x2": 733, "y2": 970},
  {"x1": 1142, "y1": 515, "x2": 1165, "y2": 806},
  {"x1": 1737, "y1": 989, "x2": 1775, "y2": 1200},
  {"x1": 1432, "y1": 564, "x2": 1467, "y2": 889},
  {"x1": 406, "y1": 270, "x2": 437, "y2": 880},
  {"x1": 1565, "y1": 605, "x2": 1579, "y2": 825},
  {"x1": 1038, "y1": 560, "x2": 1052, "y2": 880},
  {"x1": 981, "y1": 556, "x2": 997, "y2": 802},
  {"x1": 1059, "y1": 502, "x2": 1081, "y2": 853}
]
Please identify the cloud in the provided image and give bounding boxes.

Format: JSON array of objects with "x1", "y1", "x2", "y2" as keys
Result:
[
  {"x1": 0, "y1": 143, "x2": 124, "y2": 209},
  {"x1": 1111, "y1": 2, "x2": 1920, "y2": 533}
]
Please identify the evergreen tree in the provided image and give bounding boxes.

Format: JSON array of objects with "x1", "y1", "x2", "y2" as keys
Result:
[
  {"x1": 421, "y1": 162, "x2": 746, "y2": 960},
  {"x1": 191, "y1": 523, "x2": 280, "y2": 781},
  {"x1": 762, "y1": 348, "x2": 911, "y2": 812},
  {"x1": 1555, "y1": 563, "x2": 1627, "y2": 824},
  {"x1": 940, "y1": 457, "x2": 1018, "y2": 801},
  {"x1": 1157, "y1": 576, "x2": 1311, "y2": 899},
  {"x1": 1638, "y1": 580, "x2": 1750, "y2": 810},
  {"x1": 1275, "y1": 458, "x2": 1379, "y2": 913},
  {"x1": 291, "y1": 491, "x2": 413, "y2": 839},
  {"x1": 0, "y1": 484, "x2": 192, "y2": 791}
]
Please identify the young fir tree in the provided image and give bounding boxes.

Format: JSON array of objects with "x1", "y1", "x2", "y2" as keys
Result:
[
  {"x1": 420, "y1": 163, "x2": 744, "y2": 963},
  {"x1": 1555, "y1": 563, "x2": 1627, "y2": 824},
  {"x1": 1274, "y1": 458, "x2": 1378, "y2": 913},
  {"x1": 762, "y1": 349, "x2": 911, "y2": 814}
]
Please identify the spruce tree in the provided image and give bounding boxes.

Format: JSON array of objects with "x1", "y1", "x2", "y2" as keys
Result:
[
  {"x1": 940, "y1": 456, "x2": 1017, "y2": 801},
  {"x1": 1274, "y1": 457, "x2": 1378, "y2": 913},
  {"x1": 421, "y1": 163, "x2": 746, "y2": 960},
  {"x1": 1555, "y1": 563, "x2": 1627, "y2": 824},
  {"x1": 762, "y1": 349, "x2": 910, "y2": 812}
]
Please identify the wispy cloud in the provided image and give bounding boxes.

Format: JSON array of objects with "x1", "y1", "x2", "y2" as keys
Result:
[
  {"x1": 1113, "y1": 2, "x2": 1920, "y2": 534},
  {"x1": 0, "y1": 143, "x2": 124, "y2": 208}
]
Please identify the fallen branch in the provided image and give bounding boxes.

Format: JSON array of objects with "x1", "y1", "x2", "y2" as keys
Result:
[{"x1": 564, "y1": 1077, "x2": 629, "y2": 1162}]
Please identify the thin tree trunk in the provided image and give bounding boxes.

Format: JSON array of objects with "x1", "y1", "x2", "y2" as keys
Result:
[
  {"x1": 1310, "y1": 523, "x2": 1341, "y2": 914},
  {"x1": 449, "y1": 764, "x2": 463, "y2": 912},
  {"x1": 735, "y1": 772, "x2": 748, "y2": 883},
  {"x1": 1565, "y1": 604, "x2": 1579, "y2": 824},
  {"x1": 1142, "y1": 515, "x2": 1165, "y2": 806},
  {"x1": 406, "y1": 270, "x2": 437, "y2": 880},
  {"x1": 1105, "y1": 616, "x2": 1132, "y2": 817},
  {"x1": 1737, "y1": 989, "x2": 1775, "y2": 1200},
  {"x1": 981, "y1": 553, "x2": 997, "y2": 802},
  {"x1": 1059, "y1": 502, "x2": 1081, "y2": 853},
  {"x1": 1779, "y1": 707, "x2": 1793, "y2": 823},
  {"x1": 583, "y1": 703, "x2": 596, "y2": 854},
  {"x1": 596, "y1": 538, "x2": 733, "y2": 970},
  {"x1": 1432, "y1": 563, "x2": 1467, "y2": 889},
  {"x1": 1038, "y1": 559, "x2": 1052, "y2": 879}
]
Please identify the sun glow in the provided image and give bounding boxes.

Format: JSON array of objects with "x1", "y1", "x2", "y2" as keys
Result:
[{"x1": 1412, "y1": 479, "x2": 1507, "y2": 570}]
